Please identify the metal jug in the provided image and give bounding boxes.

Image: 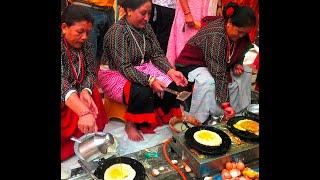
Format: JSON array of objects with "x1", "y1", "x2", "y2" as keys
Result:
[{"x1": 72, "y1": 132, "x2": 114, "y2": 162}]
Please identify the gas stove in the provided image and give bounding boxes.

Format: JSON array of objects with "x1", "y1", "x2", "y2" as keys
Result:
[{"x1": 169, "y1": 123, "x2": 259, "y2": 178}]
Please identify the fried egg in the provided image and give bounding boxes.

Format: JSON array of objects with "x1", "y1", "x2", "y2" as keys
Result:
[
  {"x1": 193, "y1": 130, "x2": 222, "y2": 146},
  {"x1": 104, "y1": 163, "x2": 136, "y2": 180},
  {"x1": 233, "y1": 119, "x2": 259, "y2": 136}
]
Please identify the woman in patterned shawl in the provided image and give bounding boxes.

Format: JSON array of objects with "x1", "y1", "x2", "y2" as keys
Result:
[
  {"x1": 175, "y1": 2, "x2": 256, "y2": 122},
  {"x1": 61, "y1": 5, "x2": 108, "y2": 161},
  {"x1": 98, "y1": 0, "x2": 188, "y2": 141}
]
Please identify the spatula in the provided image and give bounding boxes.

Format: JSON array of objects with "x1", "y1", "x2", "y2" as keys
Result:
[{"x1": 164, "y1": 87, "x2": 191, "y2": 101}]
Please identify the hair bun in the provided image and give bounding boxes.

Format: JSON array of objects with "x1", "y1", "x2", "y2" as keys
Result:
[{"x1": 118, "y1": 0, "x2": 127, "y2": 7}]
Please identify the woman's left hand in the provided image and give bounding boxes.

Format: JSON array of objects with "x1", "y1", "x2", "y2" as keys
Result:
[
  {"x1": 80, "y1": 90, "x2": 98, "y2": 118},
  {"x1": 233, "y1": 64, "x2": 244, "y2": 76},
  {"x1": 216, "y1": 7, "x2": 223, "y2": 16},
  {"x1": 184, "y1": 13, "x2": 195, "y2": 28},
  {"x1": 167, "y1": 69, "x2": 188, "y2": 87}
]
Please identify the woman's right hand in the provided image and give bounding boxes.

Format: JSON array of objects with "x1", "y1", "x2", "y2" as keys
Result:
[
  {"x1": 78, "y1": 113, "x2": 98, "y2": 134},
  {"x1": 233, "y1": 64, "x2": 244, "y2": 76},
  {"x1": 80, "y1": 90, "x2": 98, "y2": 118},
  {"x1": 150, "y1": 78, "x2": 166, "y2": 93}
]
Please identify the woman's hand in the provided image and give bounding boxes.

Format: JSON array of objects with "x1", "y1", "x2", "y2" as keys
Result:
[
  {"x1": 65, "y1": 92, "x2": 98, "y2": 133},
  {"x1": 216, "y1": 6, "x2": 223, "y2": 16},
  {"x1": 151, "y1": 78, "x2": 166, "y2": 93},
  {"x1": 233, "y1": 64, "x2": 244, "y2": 76},
  {"x1": 80, "y1": 90, "x2": 98, "y2": 118},
  {"x1": 78, "y1": 113, "x2": 98, "y2": 134},
  {"x1": 184, "y1": 13, "x2": 195, "y2": 28},
  {"x1": 221, "y1": 102, "x2": 235, "y2": 120},
  {"x1": 151, "y1": 78, "x2": 168, "y2": 99},
  {"x1": 167, "y1": 69, "x2": 188, "y2": 87},
  {"x1": 223, "y1": 106, "x2": 236, "y2": 120}
]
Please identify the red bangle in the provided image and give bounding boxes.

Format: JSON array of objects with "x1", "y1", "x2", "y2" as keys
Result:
[
  {"x1": 221, "y1": 102, "x2": 230, "y2": 109},
  {"x1": 78, "y1": 110, "x2": 92, "y2": 117},
  {"x1": 184, "y1": 11, "x2": 191, "y2": 15}
]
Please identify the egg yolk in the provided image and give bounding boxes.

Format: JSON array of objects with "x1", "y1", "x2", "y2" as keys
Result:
[
  {"x1": 109, "y1": 168, "x2": 128, "y2": 179},
  {"x1": 198, "y1": 131, "x2": 214, "y2": 140}
]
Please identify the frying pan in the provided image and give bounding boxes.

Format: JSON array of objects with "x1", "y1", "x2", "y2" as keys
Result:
[
  {"x1": 94, "y1": 156, "x2": 146, "y2": 180},
  {"x1": 226, "y1": 116, "x2": 259, "y2": 142},
  {"x1": 184, "y1": 126, "x2": 231, "y2": 155}
]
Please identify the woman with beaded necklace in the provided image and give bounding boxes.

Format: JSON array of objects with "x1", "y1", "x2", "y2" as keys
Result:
[
  {"x1": 175, "y1": 2, "x2": 256, "y2": 123},
  {"x1": 61, "y1": 5, "x2": 108, "y2": 161},
  {"x1": 98, "y1": 0, "x2": 188, "y2": 141}
]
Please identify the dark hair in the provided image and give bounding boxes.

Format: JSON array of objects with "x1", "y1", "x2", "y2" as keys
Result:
[
  {"x1": 118, "y1": 0, "x2": 151, "y2": 11},
  {"x1": 223, "y1": 2, "x2": 256, "y2": 28},
  {"x1": 61, "y1": 5, "x2": 94, "y2": 26}
]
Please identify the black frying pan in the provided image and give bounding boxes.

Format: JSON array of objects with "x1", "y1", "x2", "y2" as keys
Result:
[
  {"x1": 226, "y1": 116, "x2": 259, "y2": 142},
  {"x1": 184, "y1": 126, "x2": 231, "y2": 155},
  {"x1": 94, "y1": 156, "x2": 146, "y2": 180}
]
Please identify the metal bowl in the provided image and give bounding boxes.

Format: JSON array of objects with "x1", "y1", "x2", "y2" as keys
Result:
[
  {"x1": 244, "y1": 104, "x2": 259, "y2": 119},
  {"x1": 169, "y1": 115, "x2": 201, "y2": 133},
  {"x1": 247, "y1": 104, "x2": 259, "y2": 115}
]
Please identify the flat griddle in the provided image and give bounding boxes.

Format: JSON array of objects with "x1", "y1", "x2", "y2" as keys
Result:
[
  {"x1": 184, "y1": 126, "x2": 231, "y2": 155},
  {"x1": 226, "y1": 116, "x2": 259, "y2": 142},
  {"x1": 94, "y1": 156, "x2": 146, "y2": 180}
]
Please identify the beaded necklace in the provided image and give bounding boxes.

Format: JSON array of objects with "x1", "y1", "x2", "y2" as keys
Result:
[
  {"x1": 126, "y1": 23, "x2": 146, "y2": 65},
  {"x1": 63, "y1": 38, "x2": 85, "y2": 85}
]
